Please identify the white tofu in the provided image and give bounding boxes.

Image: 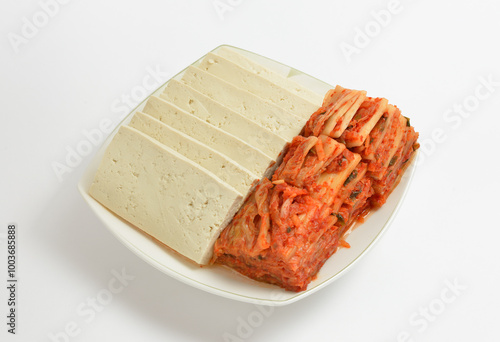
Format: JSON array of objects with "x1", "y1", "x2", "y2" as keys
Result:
[
  {"x1": 142, "y1": 96, "x2": 273, "y2": 179},
  {"x1": 216, "y1": 46, "x2": 324, "y2": 105},
  {"x1": 198, "y1": 53, "x2": 320, "y2": 119},
  {"x1": 180, "y1": 66, "x2": 305, "y2": 141},
  {"x1": 89, "y1": 126, "x2": 243, "y2": 265},
  {"x1": 128, "y1": 112, "x2": 255, "y2": 194},
  {"x1": 160, "y1": 80, "x2": 287, "y2": 158}
]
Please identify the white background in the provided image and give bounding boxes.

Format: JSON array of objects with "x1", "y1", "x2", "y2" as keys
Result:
[{"x1": 2, "y1": 0, "x2": 500, "y2": 341}]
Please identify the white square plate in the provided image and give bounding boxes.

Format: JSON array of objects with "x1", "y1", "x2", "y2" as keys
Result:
[{"x1": 78, "y1": 45, "x2": 418, "y2": 306}]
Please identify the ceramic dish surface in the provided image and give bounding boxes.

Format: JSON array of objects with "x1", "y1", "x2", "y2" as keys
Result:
[{"x1": 78, "y1": 45, "x2": 417, "y2": 306}]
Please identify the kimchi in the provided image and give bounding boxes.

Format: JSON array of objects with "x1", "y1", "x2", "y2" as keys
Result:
[{"x1": 212, "y1": 86, "x2": 419, "y2": 292}]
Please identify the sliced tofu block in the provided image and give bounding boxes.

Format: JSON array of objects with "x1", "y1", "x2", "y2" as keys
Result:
[
  {"x1": 160, "y1": 80, "x2": 287, "y2": 158},
  {"x1": 180, "y1": 66, "x2": 306, "y2": 141},
  {"x1": 128, "y1": 112, "x2": 255, "y2": 194},
  {"x1": 89, "y1": 126, "x2": 243, "y2": 265},
  {"x1": 142, "y1": 96, "x2": 273, "y2": 179},
  {"x1": 198, "y1": 53, "x2": 319, "y2": 119},
  {"x1": 216, "y1": 46, "x2": 323, "y2": 105}
]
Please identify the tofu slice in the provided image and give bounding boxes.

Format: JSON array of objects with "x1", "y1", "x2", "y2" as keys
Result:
[
  {"x1": 160, "y1": 80, "x2": 287, "y2": 158},
  {"x1": 215, "y1": 46, "x2": 324, "y2": 106},
  {"x1": 180, "y1": 66, "x2": 306, "y2": 141},
  {"x1": 89, "y1": 126, "x2": 243, "y2": 265},
  {"x1": 198, "y1": 53, "x2": 320, "y2": 119},
  {"x1": 128, "y1": 112, "x2": 255, "y2": 194},
  {"x1": 142, "y1": 96, "x2": 273, "y2": 179}
]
